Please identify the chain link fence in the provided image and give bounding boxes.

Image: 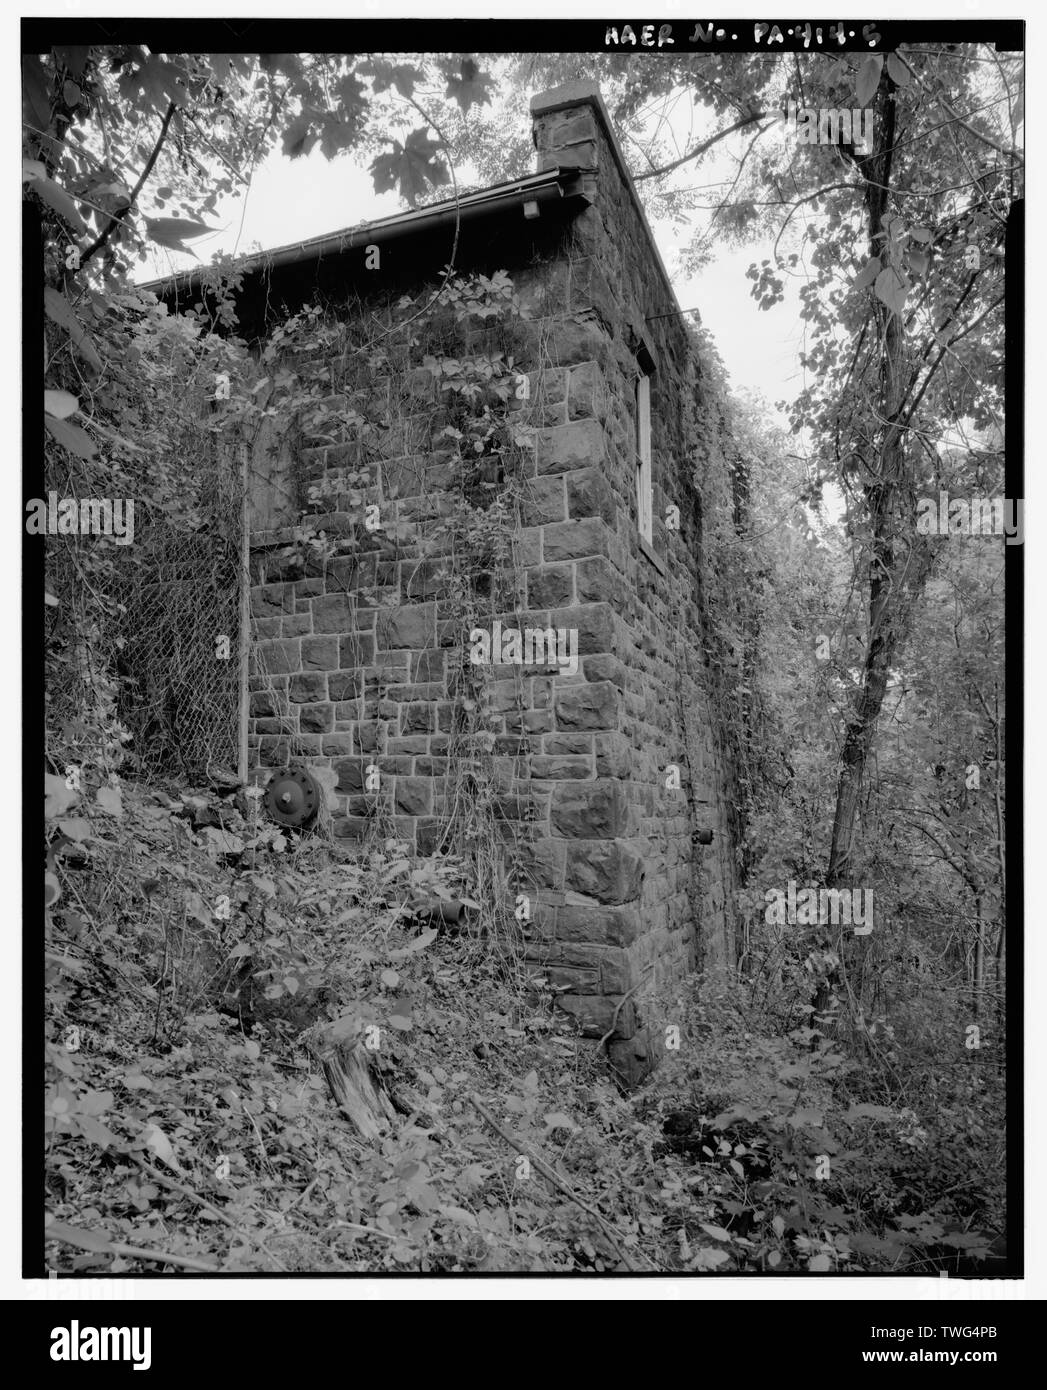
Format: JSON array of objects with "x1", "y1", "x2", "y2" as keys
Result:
[{"x1": 115, "y1": 462, "x2": 246, "y2": 783}]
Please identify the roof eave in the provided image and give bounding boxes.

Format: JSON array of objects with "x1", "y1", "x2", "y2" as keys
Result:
[{"x1": 140, "y1": 166, "x2": 586, "y2": 302}]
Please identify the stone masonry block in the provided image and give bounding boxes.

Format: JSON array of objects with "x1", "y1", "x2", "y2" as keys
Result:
[
  {"x1": 530, "y1": 755, "x2": 593, "y2": 781},
  {"x1": 555, "y1": 681, "x2": 620, "y2": 731},
  {"x1": 563, "y1": 840, "x2": 644, "y2": 904},
  {"x1": 520, "y1": 475, "x2": 566, "y2": 526},
  {"x1": 568, "y1": 258, "x2": 617, "y2": 327},
  {"x1": 575, "y1": 556, "x2": 622, "y2": 605},
  {"x1": 312, "y1": 593, "x2": 355, "y2": 633},
  {"x1": 517, "y1": 837, "x2": 566, "y2": 891},
  {"x1": 288, "y1": 673, "x2": 327, "y2": 703},
  {"x1": 333, "y1": 759, "x2": 364, "y2": 794},
  {"x1": 254, "y1": 638, "x2": 300, "y2": 677},
  {"x1": 299, "y1": 703, "x2": 333, "y2": 733},
  {"x1": 548, "y1": 966, "x2": 600, "y2": 995},
  {"x1": 537, "y1": 420, "x2": 606, "y2": 476},
  {"x1": 567, "y1": 362, "x2": 609, "y2": 422},
  {"x1": 394, "y1": 778, "x2": 432, "y2": 816},
  {"x1": 543, "y1": 518, "x2": 610, "y2": 563},
  {"x1": 566, "y1": 467, "x2": 615, "y2": 525},
  {"x1": 249, "y1": 689, "x2": 281, "y2": 718},
  {"x1": 551, "y1": 603, "x2": 616, "y2": 657},
  {"x1": 527, "y1": 564, "x2": 574, "y2": 609},
  {"x1": 251, "y1": 584, "x2": 293, "y2": 618},
  {"x1": 339, "y1": 633, "x2": 376, "y2": 666},
  {"x1": 535, "y1": 108, "x2": 599, "y2": 151},
  {"x1": 328, "y1": 671, "x2": 362, "y2": 701},
  {"x1": 300, "y1": 636, "x2": 339, "y2": 671},
  {"x1": 594, "y1": 731, "x2": 632, "y2": 777},
  {"x1": 551, "y1": 779, "x2": 629, "y2": 839},
  {"x1": 377, "y1": 603, "x2": 435, "y2": 651},
  {"x1": 543, "y1": 319, "x2": 612, "y2": 370}
]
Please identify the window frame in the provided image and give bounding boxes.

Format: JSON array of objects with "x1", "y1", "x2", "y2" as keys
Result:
[{"x1": 635, "y1": 369, "x2": 653, "y2": 545}]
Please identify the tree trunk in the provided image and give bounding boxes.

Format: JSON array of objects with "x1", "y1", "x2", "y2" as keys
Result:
[
  {"x1": 973, "y1": 895, "x2": 985, "y2": 1021},
  {"x1": 816, "y1": 72, "x2": 937, "y2": 1036}
]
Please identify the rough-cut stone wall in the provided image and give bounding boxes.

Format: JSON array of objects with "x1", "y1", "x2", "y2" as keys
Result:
[
  {"x1": 523, "y1": 84, "x2": 738, "y2": 1081},
  {"x1": 245, "y1": 82, "x2": 738, "y2": 1085}
]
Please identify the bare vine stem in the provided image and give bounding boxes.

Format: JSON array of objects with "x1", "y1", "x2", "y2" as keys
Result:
[{"x1": 468, "y1": 1092, "x2": 653, "y2": 1272}]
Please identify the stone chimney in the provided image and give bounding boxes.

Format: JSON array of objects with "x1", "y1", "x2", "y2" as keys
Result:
[
  {"x1": 529, "y1": 80, "x2": 677, "y2": 354},
  {"x1": 530, "y1": 81, "x2": 609, "y2": 192}
]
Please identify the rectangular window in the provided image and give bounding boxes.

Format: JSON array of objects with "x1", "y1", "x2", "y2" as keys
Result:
[{"x1": 635, "y1": 371, "x2": 652, "y2": 543}]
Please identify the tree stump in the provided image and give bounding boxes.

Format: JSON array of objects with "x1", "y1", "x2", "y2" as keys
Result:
[{"x1": 318, "y1": 1040, "x2": 397, "y2": 1140}]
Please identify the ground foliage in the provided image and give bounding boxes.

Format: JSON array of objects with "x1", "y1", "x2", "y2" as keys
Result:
[{"x1": 44, "y1": 775, "x2": 1001, "y2": 1275}]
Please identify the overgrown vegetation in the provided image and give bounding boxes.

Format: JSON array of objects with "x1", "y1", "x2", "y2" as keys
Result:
[
  {"x1": 34, "y1": 43, "x2": 1012, "y2": 1276},
  {"x1": 45, "y1": 769, "x2": 1002, "y2": 1273}
]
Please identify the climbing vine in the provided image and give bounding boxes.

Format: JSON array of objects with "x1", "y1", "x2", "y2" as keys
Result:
[{"x1": 211, "y1": 267, "x2": 564, "y2": 977}]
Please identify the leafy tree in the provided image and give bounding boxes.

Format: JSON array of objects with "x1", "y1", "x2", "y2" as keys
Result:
[{"x1": 27, "y1": 47, "x2": 496, "y2": 770}]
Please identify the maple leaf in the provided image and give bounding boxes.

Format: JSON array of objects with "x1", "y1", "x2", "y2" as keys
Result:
[
  {"x1": 360, "y1": 58, "x2": 421, "y2": 99},
  {"x1": 318, "y1": 75, "x2": 369, "y2": 160},
  {"x1": 119, "y1": 56, "x2": 188, "y2": 113},
  {"x1": 282, "y1": 111, "x2": 319, "y2": 159},
  {"x1": 334, "y1": 71, "x2": 369, "y2": 126},
  {"x1": 144, "y1": 217, "x2": 215, "y2": 251},
  {"x1": 440, "y1": 56, "x2": 495, "y2": 115},
  {"x1": 320, "y1": 115, "x2": 359, "y2": 160},
  {"x1": 370, "y1": 128, "x2": 451, "y2": 207}
]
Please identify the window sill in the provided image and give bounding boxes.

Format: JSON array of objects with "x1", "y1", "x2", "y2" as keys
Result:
[{"x1": 638, "y1": 534, "x2": 666, "y2": 576}]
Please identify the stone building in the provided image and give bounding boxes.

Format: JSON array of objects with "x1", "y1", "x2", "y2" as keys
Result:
[{"x1": 157, "y1": 82, "x2": 739, "y2": 1084}]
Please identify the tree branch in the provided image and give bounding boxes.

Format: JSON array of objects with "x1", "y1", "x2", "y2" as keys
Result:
[
  {"x1": 634, "y1": 111, "x2": 770, "y2": 182},
  {"x1": 901, "y1": 289, "x2": 1003, "y2": 429},
  {"x1": 74, "y1": 100, "x2": 178, "y2": 275},
  {"x1": 936, "y1": 93, "x2": 1022, "y2": 162}
]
